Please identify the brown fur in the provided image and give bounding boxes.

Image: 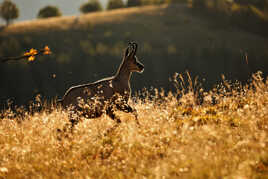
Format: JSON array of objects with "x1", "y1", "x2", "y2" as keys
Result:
[{"x1": 59, "y1": 42, "x2": 144, "y2": 125}]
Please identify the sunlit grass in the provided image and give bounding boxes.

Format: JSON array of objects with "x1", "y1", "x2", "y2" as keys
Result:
[{"x1": 0, "y1": 72, "x2": 268, "y2": 178}]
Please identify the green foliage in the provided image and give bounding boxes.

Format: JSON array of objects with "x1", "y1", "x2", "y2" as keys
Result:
[
  {"x1": 235, "y1": 0, "x2": 262, "y2": 6},
  {"x1": 0, "y1": 5, "x2": 268, "y2": 106},
  {"x1": 37, "y1": 6, "x2": 62, "y2": 19},
  {"x1": 192, "y1": 0, "x2": 205, "y2": 9},
  {"x1": 235, "y1": 0, "x2": 268, "y2": 10},
  {"x1": 107, "y1": 0, "x2": 125, "y2": 10},
  {"x1": 165, "y1": 0, "x2": 188, "y2": 4},
  {"x1": 191, "y1": 0, "x2": 268, "y2": 36},
  {"x1": 80, "y1": 0, "x2": 102, "y2": 14},
  {"x1": 127, "y1": 0, "x2": 143, "y2": 7},
  {"x1": 0, "y1": 37, "x2": 20, "y2": 56},
  {"x1": 0, "y1": 0, "x2": 19, "y2": 26},
  {"x1": 142, "y1": 0, "x2": 165, "y2": 5}
]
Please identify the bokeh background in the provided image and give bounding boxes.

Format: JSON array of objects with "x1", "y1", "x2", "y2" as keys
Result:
[{"x1": 0, "y1": 0, "x2": 267, "y2": 108}]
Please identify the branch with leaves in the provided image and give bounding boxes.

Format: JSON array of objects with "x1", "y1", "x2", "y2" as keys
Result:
[{"x1": 1, "y1": 46, "x2": 51, "y2": 63}]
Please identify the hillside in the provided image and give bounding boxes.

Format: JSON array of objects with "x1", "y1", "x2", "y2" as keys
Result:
[
  {"x1": 0, "y1": 5, "x2": 154, "y2": 34},
  {"x1": 0, "y1": 4, "x2": 268, "y2": 106}
]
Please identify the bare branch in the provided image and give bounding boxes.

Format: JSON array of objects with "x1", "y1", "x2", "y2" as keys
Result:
[{"x1": 1, "y1": 46, "x2": 51, "y2": 63}]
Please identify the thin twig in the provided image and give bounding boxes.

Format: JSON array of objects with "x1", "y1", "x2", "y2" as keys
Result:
[{"x1": 1, "y1": 47, "x2": 51, "y2": 63}]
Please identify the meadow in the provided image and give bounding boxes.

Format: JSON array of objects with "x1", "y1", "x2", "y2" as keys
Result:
[
  {"x1": 0, "y1": 3, "x2": 268, "y2": 178},
  {"x1": 0, "y1": 72, "x2": 267, "y2": 178}
]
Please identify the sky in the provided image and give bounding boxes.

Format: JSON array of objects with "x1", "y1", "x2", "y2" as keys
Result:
[{"x1": 0, "y1": 0, "x2": 108, "y2": 23}]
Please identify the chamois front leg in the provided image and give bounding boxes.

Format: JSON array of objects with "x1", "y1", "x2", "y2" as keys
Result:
[
  {"x1": 106, "y1": 106, "x2": 121, "y2": 123},
  {"x1": 116, "y1": 103, "x2": 140, "y2": 126}
]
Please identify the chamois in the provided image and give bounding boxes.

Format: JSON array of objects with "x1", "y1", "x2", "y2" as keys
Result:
[{"x1": 58, "y1": 42, "x2": 144, "y2": 127}]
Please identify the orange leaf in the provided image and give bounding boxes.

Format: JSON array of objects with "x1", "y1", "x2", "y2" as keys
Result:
[
  {"x1": 29, "y1": 48, "x2": 38, "y2": 56},
  {"x1": 43, "y1": 46, "x2": 51, "y2": 55},
  {"x1": 44, "y1": 46, "x2": 50, "y2": 51},
  {"x1": 24, "y1": 48, "x2": 38, "y2": 57},
  {"x1": 28, "y1": 56, "x2": 35, "y2": 62},
  {"x1": 24, "y1": 52, "x2": 31, "y2": 56}
]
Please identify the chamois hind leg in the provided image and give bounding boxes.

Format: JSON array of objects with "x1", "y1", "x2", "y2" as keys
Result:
[
  {"x1": 57, "y1": 106, "x2": 82, "y2": 135},
  {"x1": 106, "y1": 106, "x2": 121, "y2": 123},
  {"x1": 132, "y1": 108, "x2": 140, "y2": 126},
  {"x1": 56, "y1": 109, "x2": 78, "y2": 140},
  {"x1": 104, "y1": 106, "x2": 121, "y2": 136},
  {"x1": 61, "y1": 109, "x2": 79, "y2": 134}
]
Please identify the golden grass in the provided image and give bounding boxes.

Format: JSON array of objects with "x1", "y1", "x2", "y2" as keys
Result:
[{"x1": 0, "y1": 72, "x2": 268, "y2": 178}]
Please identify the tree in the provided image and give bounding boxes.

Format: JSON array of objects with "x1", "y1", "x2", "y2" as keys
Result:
[
  {"x1": 0, "y1": 0, "x2": 19, "y2": 26},
  {"x1": 107, "y1": 0, "x2": 125, "y2": 10},
  {"x1": 166, "y1": 0, "x2": 187, "y2": 4},
  {"x1": 127, "y1": 0, "x2": 142, "y2": 7},
  {"x1": 142, "y1": 0, "x2": 165, "y2": 5},
  {"x1": 192, "y1": 0, "x2": 206, "y2": 9},
  {"x1": 37, "y1": 6, "x2": 62, "y2": 19},
  {"x1": 235, "y1": 0, "x2": 268, "y2": 9},
  {"x1": 80, "y1": 0, "x2": 102, "y2": 14}
]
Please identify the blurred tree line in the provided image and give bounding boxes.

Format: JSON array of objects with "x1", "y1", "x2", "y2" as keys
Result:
[
  {"x1": 191, "y1": 0, "x2": 268, "y2": 36},
  {"x1": 1, "y1": 4, "x2": 267, "y2": 108},
  {"x1": 0, "y1": 1, "x2": 268, "y2": 108},
  {"x1": 0, "y1": 0, "x2": 19, "y2": 25}
]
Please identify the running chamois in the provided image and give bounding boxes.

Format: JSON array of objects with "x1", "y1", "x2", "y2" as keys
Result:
[{"x1": 58, "y1": 42, "x2": 144, "y2": 127}]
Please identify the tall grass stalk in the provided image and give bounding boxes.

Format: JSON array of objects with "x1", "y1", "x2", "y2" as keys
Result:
[{"x1": 0, "y1": 72, "x2": 268, "y2": 178}]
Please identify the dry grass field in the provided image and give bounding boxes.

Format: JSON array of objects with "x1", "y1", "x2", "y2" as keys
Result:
[{"x1": 0, "y1": 72, "x2": 267, "y2": 178}]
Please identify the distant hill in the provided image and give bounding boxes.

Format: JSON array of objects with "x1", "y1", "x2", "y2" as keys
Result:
[{"x1": 0, "y1": 4, "x2": 267, "y2": 107}]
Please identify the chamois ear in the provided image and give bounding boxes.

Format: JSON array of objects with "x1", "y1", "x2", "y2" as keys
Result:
[
  {"x1": 128, "y1": 42, "x2": 137, "y2": 57},
  {"x1": 132, "y1": 42, "x2": 138, "y2": 56},
  {"x1": 124, "y1": 46, "x2": 130, "y2": 58}
]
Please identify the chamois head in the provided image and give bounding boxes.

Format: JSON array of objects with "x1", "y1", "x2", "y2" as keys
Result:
[{"x1": 123, "y1": 42, "x2": 144, "y2": 73}]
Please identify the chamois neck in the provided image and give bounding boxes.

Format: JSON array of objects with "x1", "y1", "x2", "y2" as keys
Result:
[{"x1": 115, "y1": 60, "x2": 132, "y2": 83}]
